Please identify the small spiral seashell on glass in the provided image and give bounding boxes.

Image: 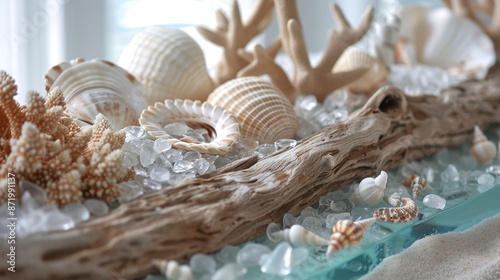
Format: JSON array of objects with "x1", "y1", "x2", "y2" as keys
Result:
[
  {"x1": 152, "y1": 259, "x2": 193, "y2": 280},
  {"x1": 383, "y1": 192, "x2": 402, "y2": 207},
  {"x1": 373, "y1": 197, "x2": 419, "y2": 223},
  {"x1": 207, "y1": 76, "x2": 298, "y2": 144},
  {"x1": 401, "y1": 174, "x2": 433, "y2": 199},
  {"x1": 139, "y1": 99, "x2": 240, "y2": 155},
  {"x1": 44, "y1": 58, "x2": 147, "y2": 131},
  {"x1": 470, "y1": 125, "x2": 497, "y2": 164},
  {"x1": 351, "y1": 171, "x2": 388, "y2": 206},
  {"x1": 327, "y1": 218, "x2": 376, "y2": 256},
  {"x1": 118, "y1": 26, "x2": 215, "y2": 105},
  {"x1": 269, "y1": 224, "x2": 329, "y2": 247}
]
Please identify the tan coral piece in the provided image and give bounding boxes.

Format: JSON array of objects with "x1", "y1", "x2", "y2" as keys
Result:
[
  {"x1": 207, "y1": 76, "x2": 298, "y2": 144},
  {"x1": 0, "y1": 71, "x2": 25, "y2": 138},
  {"x1": 46, "y1": 170, "x2": 83, "y2": 207}
]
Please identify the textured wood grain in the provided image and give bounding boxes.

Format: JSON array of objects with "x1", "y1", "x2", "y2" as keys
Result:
[{"x1": 2, "y1": 79, "x2": 500, "y2": 279}]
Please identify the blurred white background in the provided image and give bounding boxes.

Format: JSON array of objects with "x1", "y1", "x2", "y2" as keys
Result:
[{"x1": 0, "y1": 0, "x2": 442, "y2": 103}]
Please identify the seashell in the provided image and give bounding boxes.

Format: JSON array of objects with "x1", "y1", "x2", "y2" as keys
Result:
[
  {"x1": 373, "y1": 197, "x2": 419, "y2": 223},
  {"x1": 207, "y1": 77, "x2": 298, "y2": 143},
  {"x1": 118, "y1": 26, "x2": 215, "y2": 105},
  {"x1": 139, "y1": 99, "x2": 240, "y2": 155},
  {"x1": 44, "y1": 58, "x2": 147, "y2": 131},
  {"x1": 383, "y1": 192, "x2": 402, "y2": 207},
  {"x1": 374, "y1": 15, "x2": 401, "y2": 69},
  {"x1": 470, "y1": 125, "x2": 497, "y2": 164},
  {"x1": 270, "y1": 224, "x2": 329, "y2": 247},
  {"x1": 152, "y1": 259, "x2": 193, "y2": 280},
  {"x1": 332, "y1": 48, "x2": 388, "y2": 95},
  {"x1": 351, "y1": 171, "x2": 388, "y2": 206},
  {"x1": 399, "y1": 7, "x2": 495, "y2": 80},
  {"x1": 401, "y1": 174, "x2": 434, "y2": 199},
  {"x1": 326, "y1": 217, "x2": 376, "y2": 256}
]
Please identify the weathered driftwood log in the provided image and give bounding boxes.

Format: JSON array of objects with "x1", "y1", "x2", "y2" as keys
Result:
[{"x1": 3, "y1": 79, "x2": 500, "y2": 279}]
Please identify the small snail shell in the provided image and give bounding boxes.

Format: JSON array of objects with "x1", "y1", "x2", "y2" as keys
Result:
[
  {"x1": 470, "y1": 125, "x2": 497, "y2": 164},
  {"x1": 152, "y1": 260, "x2": 193, "y2": 280},
  {"x1": 270, "y1": 224, "x2": 329, "y2": 247},
  {"x1": 351, "y1": 171, "x2": 388, "y2": 206},
  {"x1": 327, "y1": 218, "x2": 376, "y2": 256},
  {"x1": 383, "y1": 192, "x2": 402, "y2": 207},
  {"x1": 401, "y1": 174, "x2": 433, "y2": 199},
  {"x1": 373, "y1": 197, "x2": 419, "y2": 223}
]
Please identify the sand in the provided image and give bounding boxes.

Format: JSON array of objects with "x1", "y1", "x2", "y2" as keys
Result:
[{"x1": 361, "y1": 213, "x2": 500, "y2": 280}]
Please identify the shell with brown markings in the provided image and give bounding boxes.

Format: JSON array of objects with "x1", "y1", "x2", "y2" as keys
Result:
[
  {"x1": 373, "y1": 197, "x2": 419, "y2": 223},
  {"x1": 327, "y1": 218, "x2": 376, "y2": 256}
]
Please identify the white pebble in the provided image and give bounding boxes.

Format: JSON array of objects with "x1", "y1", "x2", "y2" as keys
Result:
[
  {"x1": 61, "y1": 202, "x2": 90, "y2": 224},
  {"x1": 215, "y1": 245, "x2": 240, "y2": 264},
  {"x1": 259, "y1": 242, "x2": 293, "y2": 276},
  {"x1": 189, "y1": 253, "x2": 216, "y2": 276},
  {"x1": 83, "y1": 199, "x2": 109, "y2": 216},
  {"x1": 423, "y1": 194, "x2": 446, "y2": 210},
  {"x1": 236, "y1": 243, "x2": 271, "y2": 267},
  {"x1": 211, "y1": 263, "x2": 247, "y2": 280},
  {"x1": 477, "y1": 173, "x2": 495, "y2": 185}
]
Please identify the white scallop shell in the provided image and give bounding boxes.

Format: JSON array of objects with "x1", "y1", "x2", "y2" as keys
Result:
[
  {"x1": 270, "y1": 224, "x2": 329, "y2": 247},
  {"x1": 139, "y1": 99, "x2": 240, "y2": 155},
  {"x1": 399, "y1": 7, "x2": 495, "y2": 79},
  {"x1": 351, "y1": 171, "x2": 388, "y2": 206},
  {"x1": 44, "y1": 58, "x2": 147, "y2": 131},
  {"x1": 333, "y1": 48, "x2": 388, "y2": 95},
  {"x1": 207, "y1": 77, "x2": 298, "y2": 143},
  {"x1": 118, "y1": 26, "x2": 215, "y2": 105},
  {"x1": 470, "y1": 125, "x2": 497, "y2": 164}
]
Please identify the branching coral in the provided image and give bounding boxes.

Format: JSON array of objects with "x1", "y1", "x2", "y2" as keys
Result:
[{"x1": 0, "y1": 70, "x2": 130, "y2": 207}]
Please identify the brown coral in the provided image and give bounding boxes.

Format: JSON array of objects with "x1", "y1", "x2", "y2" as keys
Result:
[{"x1": 0, "y1": 70, "x2": 129, "y2": 207}]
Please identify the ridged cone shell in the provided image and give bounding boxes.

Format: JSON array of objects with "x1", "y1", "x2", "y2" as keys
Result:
[
  {"x1": 44, "y1": 58, "x2": 147, "y2": 131},
  {"x1": 402, "y1": 175, "x2": 432, "y2": 199},
  {"x1": 139, "y1": 99, "x2": 240, "y2": 155},
  {"x1": 207, "y1": 76, "x2": 298, "y2": 143},
  {"x1": 327, "y1": 218, "x2": 375, "y2": 256},
  {"x1": 270, "y1": 224, "x2": 329, "y2": 247},
  {"x1": 470, "y1": 125, "x2": 497, "y2": 164},
  {"x1": 333, "y1": 48, "x2": 387, "y2": 95},
  {"x1": 118, "y1": 26, "x2": 215, "y2": 105}
]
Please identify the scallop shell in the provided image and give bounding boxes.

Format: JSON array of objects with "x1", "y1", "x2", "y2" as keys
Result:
[
  {"x1": 270, "y1": 224, "x2": 329, "y2": 247},
  {"x1": 152, "y1": 260, "x2": 193, "y2": 280},
  {"x1": 373, "y1": 197, "x2": 419, "y2": 223},
  {"x1": 351, "y1": 171, "x2": 388, "y2": 206},
  {"x1": 470, "y1": 125, "x2": 497, "y2": 164},
  {"x1": 139, "y1": 99, "x2": 240, "y2": 155},
  {"x1": 326, "y1": 218, "x2": 376, "y2": 256},
  {"x1": 332, "y1": 48, "x2": 388, "y2": 95},
  {"x1": 44, "y1": 58, "x2": 147, "y2": 131},
  {"x1": 118, "y1": 26, "x2": 215, "y2": 105},
  {"x1": 399, "y1": 7, "x2": 495, "y2": 79},
  {"x1": 207, "y1": 77, "x2": 298, "y2": 143},
  {"x1": 401, "y1": 174, "x2": 433, "y2": 199}
]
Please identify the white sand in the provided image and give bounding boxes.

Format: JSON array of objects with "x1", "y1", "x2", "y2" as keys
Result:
[{"x1": 362, "y1": 213, "x2": 500, "y2": 280}]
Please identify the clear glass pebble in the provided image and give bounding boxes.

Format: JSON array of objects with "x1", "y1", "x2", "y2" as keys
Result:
[
  {"x1": 326, "y1": 213, "x2": 352, "y2": 229},
  {"x1": 477, "y1": 173, "x2": 495, "y2": 185},
  {"x1": 423, "y1": 194, "x2": 446, "y2": 210},
  {"x1": 266, "y1": 223, "x2": 282, "y2": 242},
  {"x1": 422, "y1": 167, "x2": 435, "y2": 183},
  {"x1": 485, "y1": 165, "x2": 500, "y2": 176},
  {"x1": 350, "y1": 207, "x2": 373, "y2": 220},
  {"x1": 153, "y1": 138, "x2": 172, "y2": 153},
  {"x1": 324, "y1": 89, "x2": 349, "y2": 110},
  {"x1": 257, "y1": 144, "x2": 276, "y2": 158},
  {"x1": 172, "y1": 160, "x2": 195, "y2": 173},
  {"x1": 259, "y1": 242, "x2": 293, "y2": 276},
  {"x1": 211, "y1": 263, "x2": 247, "y2": 280},
  {"x1": 296, "y1": 95, "x2": 318, "y2": 111},
  {"x1": 194, "y1": 158, "x2": 211, "y2": 175},
  {"x1": 440, "y1": 164, "x2": 460, "y2": 182},
  {"x1": 164, "y1": 122, "x2": 191, "y2": 137},
  {"x1": 282, "y1": 213, "x2": 296, "y2": 228},
  {"x1": 274, "y1": 139, "x2": 297, "y2": 150},
  {"x1": 291, "y1": 247, "x2": 309, "y2": 266},
  {"x1": 301, "y1": 217, "x2": 322, "y2": 231},
  {"x1": 118, "y1": 181, "x2": 144, "y2": 203},
  {"x1": 140, "y1": 143, "x2": 157, "y2": 167},
  {"x1": 240, "y1": 138, "x2": 259, "y2": 151},
  {"x1": 190, "y1": 253, "x2": 216, "y2": 275},
  {"x1": 46, "y1": 210, "x2": 75, "y2": 231},
  {"x1": 237, "y1": 243, "x2": 272, "y2": 267},
  {"x1": 183, "y1": 129, "x2": 206, "y2": 143},
  {"x1": 123, "y1": 126, "x2": 145, "y2": 142},
  {"x1": 300, "y1": 207, "x2": 318, "y2": 218},
  {"x1": 330, "y1": 108, "x2": 349, "y2": 122},
  {"x1": 165, "y1": 149, "x2": 183, "y2": 163},
  {"x1": 184, "y1": 151, "x2": 202, "y2": 162},
  {"x1": 61, "y1": 203, "x2": 90, "y2": 224},
  {"x1": 21, "y1": 191, "x2": 40, "y2": 213},
  {"x1": 122, "y1": 151, "x2": 139, "y2": 168},
  {"x1": 19, "y1": 180, "x2": 47, "y2": 205},
  {"x1": 84, "y1": 199, "x2": 109, "y2": 216},
  {"x1": 215, "y1": 245, "x2": 240, "y2": 264},
  {"x1": 142, "y1": 178, "x2": 163, "y2": 191},
  {"x1": 214, "y1": 157, "x2": 232, "y2": 168},
  {"x1": 149, "y1": 167, "x2": 171, "y2": 183}
]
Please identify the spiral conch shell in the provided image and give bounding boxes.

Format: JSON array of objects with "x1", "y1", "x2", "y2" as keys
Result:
[
  {"x1": 270, "y1": 224, "x2": 329, "y2": 247},
  {"x1": 118, "y1": 26, "x2": 215, "y2": 105},
  {"x1": 470, "y1": 125, "x2": 497, "y2": 164},
  {"x1": 373, "y1": 197, "x2": 419, "y2": 223},
  {"x1": 207, "y1": 77, "x2": 298, "y2": 143},
  {"x1": 139, "y1": 99, "x2": 240, "y2": 155},
  {"x1": 327, "y1": 218, "x2": 376, "y2": 256},
  {"x1": 44, "y1": 58, "x2": 147, "y2": 131},
  {"x1": 152, "y1": 259, "x2": 193, "y2": 280},
  {"x1": 351, "y1": 171, "x2": 388, "y2": 206},
  {"x1": 402, "y1": 175, "x2": 433, "y2": 199}
]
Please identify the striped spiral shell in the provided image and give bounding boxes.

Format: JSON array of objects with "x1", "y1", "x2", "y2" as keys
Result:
[
  {"x1": 207, "y1": 77, "x2": 298, "y2": 143},
  {"x1": 402, "y1": 175, "x2": 433, "y2": 199},
  {"x1": 373, "y1": 197, "x2": 419, "y2": 223},
  {"x1": 270, "y1": 224, "x2": 329, "y2": 247},
  {"x1": 326, "y1": 218, "x2": 376, "y2": 256}
]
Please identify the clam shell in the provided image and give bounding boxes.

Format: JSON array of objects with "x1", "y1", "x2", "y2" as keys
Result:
[
  {"x1": 400, "y1": 7, "x2": 495, "y2": 79},
  {"x1": 333, "y1": 48, "x2": 387, "y2": 95},
  {"x1": 207, "y1": 77, "x2": 298, "y2": 143},
  {"x1": 44, "y1": 58, "x2": 147, "y2": 131},
  {"x1": 139, "y1": 99, "x2": 240, "y2": 155},
  {"x1": 470, "y1": 125, "x2": 497, "y2": 164},
  {"x1": 118, "y1": 26, "x2": 215, "y2": 105}
]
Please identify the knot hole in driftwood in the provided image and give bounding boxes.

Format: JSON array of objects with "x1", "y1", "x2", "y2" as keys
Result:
[{"x1": 353, "y1": 86, "x2": 408, "y2": 119}]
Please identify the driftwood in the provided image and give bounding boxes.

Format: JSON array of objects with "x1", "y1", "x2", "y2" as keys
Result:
[{"x1": 3, "y1": 79, "x2": 500, "y2": 279}]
